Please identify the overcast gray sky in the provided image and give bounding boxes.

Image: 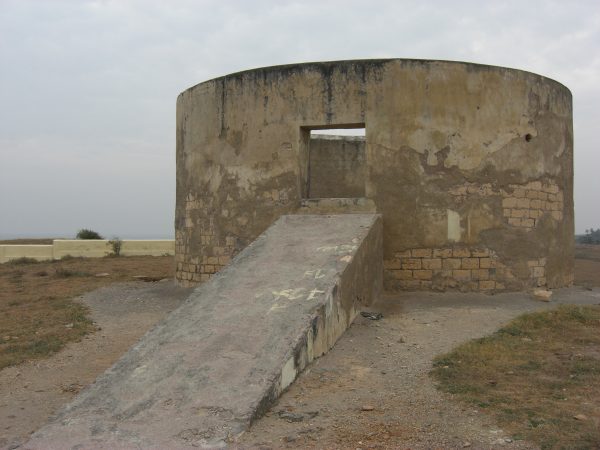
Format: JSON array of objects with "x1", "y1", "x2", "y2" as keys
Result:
[{"x1": 0, "y1": 0, "x2": 598, "y2": 238}]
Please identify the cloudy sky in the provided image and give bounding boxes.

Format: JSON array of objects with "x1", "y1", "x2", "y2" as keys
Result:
[{"x1": 0, "y1": 0, "x2": 598, "y2": 238}]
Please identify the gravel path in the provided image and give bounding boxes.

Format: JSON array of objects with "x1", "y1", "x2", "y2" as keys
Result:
[{"x1": 238, "y1": 287, "x2": 600, "y2": 449}]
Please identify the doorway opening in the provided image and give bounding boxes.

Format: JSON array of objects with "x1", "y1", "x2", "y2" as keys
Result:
[{"x1": 300, "y1": 124, "x2": 366, "y2": 199}]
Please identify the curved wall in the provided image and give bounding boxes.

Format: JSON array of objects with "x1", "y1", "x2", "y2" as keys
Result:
[{"x1": 175, "y1": 59, "x2": 573, "y2": 291}]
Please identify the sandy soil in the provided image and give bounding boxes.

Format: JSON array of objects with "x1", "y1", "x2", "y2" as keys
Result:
[{"x1": 1, "y1": 247, "x2": 599, "y2": 449}]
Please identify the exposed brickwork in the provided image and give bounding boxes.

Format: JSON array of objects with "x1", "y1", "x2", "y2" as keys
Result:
[
  {"x1": 501, "y1": 181, "x2": 564, "y2": 230},
  {"x1": 449, "y1": 179, "x2": 564, "y2": 232},
  {"x1": 384, "y1": 246, "x2": 550, "y2": 292},
  {"x1": 176, "y1": 188, "x2": 292, "y2": 286},
  {"x1": 178, "y1": 177, "x2": 570, "y2": 291},
  {"x1": 528, "y1": 257, "x2": 547, "y2": 287},
  {"x1": 175, "y1": 192, "x2": 237, "y2": 286}
]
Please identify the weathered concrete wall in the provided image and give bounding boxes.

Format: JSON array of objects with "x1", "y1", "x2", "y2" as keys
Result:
[
  {"x1": 52, "y1": 239, "x2": 114, "y2": 258},
  {"x1": 120, "y1": 240, "x2": 175, "y2": 257},
  {"x1": 52, "y1": 240, "x2": 174, "y2": 259},
  {"x1": 176, "y1": 59, "x2": 574, "y2": 292},
  {"x1": 308, "y1": 135, "x2": 366, "y2": 198},
  {"x1": 0, "y1": 245, "x2": 54, "y2": 263},
  {"x1": 0, "y1": 240, "x2": 175, "y2": 263}
]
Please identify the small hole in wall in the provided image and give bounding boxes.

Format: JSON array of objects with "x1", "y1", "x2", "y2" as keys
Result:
[{"x1": 525, "y1": 133, "x2": 533, "y2": 142}]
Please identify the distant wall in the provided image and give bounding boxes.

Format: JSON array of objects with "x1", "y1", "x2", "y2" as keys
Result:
[
  {"x1": 0, "y1": 245, "x2": 54, "y2": 263},
  {"x1": 0, "y1": 240, "x2": 175, "y2": 263},
  {"x1": 308, "y1": 135, "x2": 366, "y2": 198},
  {"x1": 52, "y1": 240, "x2": 113, "y2": 259}
]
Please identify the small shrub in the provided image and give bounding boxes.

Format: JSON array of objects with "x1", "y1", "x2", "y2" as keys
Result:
[
  {"x1": 109, "y1": 237, "x2": 122, "y2": 257},
  {"x1": 8, "y1": 257, "x2": 40, "y2": 265},
  {"x1": 76, "y1": 229, "x2": 103, "y2": 240},
  {"x1": 54, "y1": 268, "x2": 89, "y2": 278},
  {"x1": 54, "y1": 268, "x2": 73, "y2": 278}
]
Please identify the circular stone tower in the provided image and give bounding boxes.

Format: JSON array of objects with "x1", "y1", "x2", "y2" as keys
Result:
[{"x1": 175, "y1": 59, "x2": 573, "y2": 292}]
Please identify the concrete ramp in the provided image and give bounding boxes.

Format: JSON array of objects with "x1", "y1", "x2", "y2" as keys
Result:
[{"x1": 25, "y1": 214, "x2": 382, "y2": 449}]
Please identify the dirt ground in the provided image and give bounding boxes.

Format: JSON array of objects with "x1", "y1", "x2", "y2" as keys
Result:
[
  {"x1": 237, "y1": 288, "x2": 600, "y2": 450},
  {"x1": 1, "y1": 246, "x2": 599, "y2": 449},
  {"x1": 0, "y1": 281, "x2": 191, "y2": 449},
  {"x1": 574, "y1": 244, "x2": 600, "y2": 290},
  {"x1": 0, "y1": 256, "x2": 175, "y2": 369}
]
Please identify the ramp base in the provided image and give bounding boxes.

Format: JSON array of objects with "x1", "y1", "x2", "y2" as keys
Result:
[{"x1": 25, "y1": 214, "x2": 382, "y2": 449}]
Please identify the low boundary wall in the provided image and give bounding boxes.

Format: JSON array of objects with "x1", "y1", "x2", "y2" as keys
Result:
[{"x1": 0, "y1": 240, "x2": 174, "y2": 263}]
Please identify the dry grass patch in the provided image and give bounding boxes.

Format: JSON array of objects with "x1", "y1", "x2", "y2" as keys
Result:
[
  {"x1": 0, "y1": 256, "x2": 173, "y2": 369},
  {"x1": 575, "y1": 245, "x2": 600, "y2": 289},
  {"x1": 575, "y1": 244, "x2": 600, "y2": 263},
  {"x1": 431, "y1": 305, "x2": 600, "y2": 449}
]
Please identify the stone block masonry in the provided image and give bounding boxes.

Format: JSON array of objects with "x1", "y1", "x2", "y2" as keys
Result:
[
  {"x1": 449, "y1": 179, "x2": 564, "y2": 232},
  {"x1": 384, "y1": 246, "x2": 569, "y2": 292},
  {"x1": 501, "y1": 180, "x2": 564, "y2": 230},
  {"x1": 175, "y1": 192, "x2": 240, "y2": 286}
]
